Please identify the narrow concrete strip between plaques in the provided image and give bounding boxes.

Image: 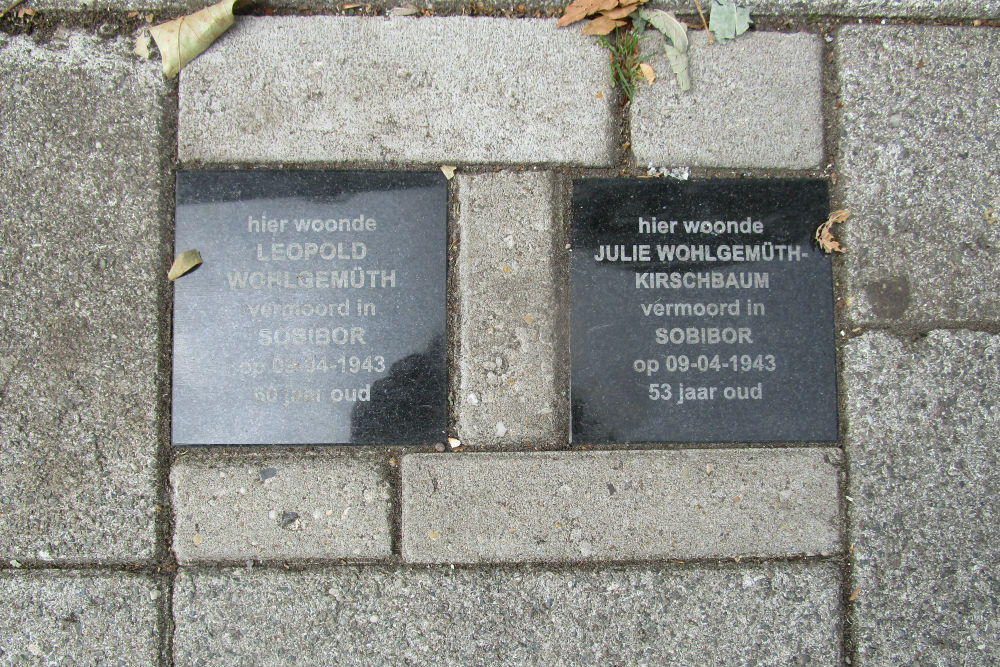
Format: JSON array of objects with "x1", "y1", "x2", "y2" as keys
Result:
[{"x1": 454, "y1": 171, "x2": 569, "y2": 448}]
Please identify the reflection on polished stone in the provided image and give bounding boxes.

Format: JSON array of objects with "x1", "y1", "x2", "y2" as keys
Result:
[
  {"x1": 172, "y1": 170, "x2": 447, "y2": 446},
  {"x1": 569, "y1": 178, "x2": 837, "y2": 444}
]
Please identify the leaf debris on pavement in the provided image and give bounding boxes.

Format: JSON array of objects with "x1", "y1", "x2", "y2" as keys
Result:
[
  {"x1": 168, "y1": 249, "x2": 203, "y2": 281},
  {"x1": 708, "y1": 0, "x2": 752, "y2": 44},
  {"x1": 641, "y1": 9, "x2": 691, "y2": 91},
  {"x1": 815, "y1": 209, "x2": 849, "y2": 254},
  {"x1": 557, "y1": 0, "x2": 650, "y2": 36},
  {"x1": 148, "y1": 0, "x2": 240, "y2": 79}
]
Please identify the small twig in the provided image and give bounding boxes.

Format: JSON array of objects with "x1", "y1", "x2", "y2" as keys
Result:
[
  {"x1": 0, "y1": 0, "x2": 28, "y2": 19},
  {"x1": 692, "y1": 0, "x2": 714, "y2": 44}
]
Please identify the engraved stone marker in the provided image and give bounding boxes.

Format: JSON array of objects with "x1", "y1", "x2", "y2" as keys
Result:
[
  {"x1": 569, "y1": 179, "x2": 837, "y2": 443},
  {"x1": 172, "y1": 171, "x2": 447, "y2": 445}
]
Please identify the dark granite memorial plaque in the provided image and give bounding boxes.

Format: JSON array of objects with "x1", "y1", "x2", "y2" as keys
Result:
[
  {"x1": 569, "y1": 178, "x2": 838, "y2": 443},
  {"x1": 171, "y1": 170, "x2": 447, "y2": 445}
]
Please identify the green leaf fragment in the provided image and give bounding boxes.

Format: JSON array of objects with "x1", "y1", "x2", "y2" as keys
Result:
[
  {"x1": 664, "y1": 45, "x2": 691, "y2": 91},
  {"x1": 639, "y1": 9, "x2": 691, "y2": 92},
  {"x1": 709, "y1": 0, "x2": 752, "y2": 44}
]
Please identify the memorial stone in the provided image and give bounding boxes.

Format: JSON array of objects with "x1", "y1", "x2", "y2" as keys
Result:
[
  {"x1": 569, "y1": 179, "x2": 838, "y2": 443},
  {"x1": 171, "y1": 170, "x2": 447, "y2": 445}
]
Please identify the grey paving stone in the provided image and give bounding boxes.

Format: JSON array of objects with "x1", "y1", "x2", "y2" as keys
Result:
[
  {"x1": 25, "y1": 0, "x2": 1000, "y2": 18},
  {"x1": 0, "y1": 34, "x2": 170, "y2": 563},
  {"x1": 27, "y1": 0, "x2": 569, "y2": 12},
  {"x1": 837, "y1": 26, "x2": 1000, "y2": 326},
  {"x1": 454, "y1": 172, "x2": 568, "y2": 448},
  {"x1": 631, "y1": 31, "x2": 824, "y2": 170},
  {"x1": 178, "y1": 17, "x2": 616, "y2": 166},
  {"x1": 171, "y1": 452, "x2": 392, "y2": 563},
  {"x1": 173, "y1": 561, "x2": 842, "y2": 666},
  {"x1": 0, "y1": 571, "x2": 160, "y2": 666},
  {"x1": 844, "y1": 331, "x2": 1000, "y2": 667},
  {"x1": 401, "y1": 449, "x2": 842, "y2": 563}
]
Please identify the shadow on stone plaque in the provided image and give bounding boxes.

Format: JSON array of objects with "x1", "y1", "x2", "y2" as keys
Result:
[
  {"x1": 171, "y1": 170, "x2": 447, "y2": 446},
  {"x1": 350, "y1": 334, "x2": 446, "y2": 445}
]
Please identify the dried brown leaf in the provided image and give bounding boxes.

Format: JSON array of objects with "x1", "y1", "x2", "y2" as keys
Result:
[
  {"x1": 581, "y1": 14, "x2": 625, "y2": 35},
  {"x1": 556, "y1": 0, "x2": 617, "y2": 27},
  {"x1": 849, "y1": 587, "x2": 860, "y2": 602},
  {"x1": 639, "y1": 62, "x2": 655, "y2": 84},
  {"x1": 168, "y1": 249, "x2": 203, "y2": 281},
  {"x1": 601, "y1": 4, "x2": 638, "y2": 19},
  {"x1": 440, "y1": 165, "x2": 456, "y2": 180},
  {"x1": 815, "y1": 209, "x2": 849, "y2": 254},
  {"x1": 149, "y1": 0, "x2": 238, "y2": 79}
]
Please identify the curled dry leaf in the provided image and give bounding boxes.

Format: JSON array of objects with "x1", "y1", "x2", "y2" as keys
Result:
[
  {"x1": 582, "y1": 14, "x2": 625, "y2": 35},
  {"x1": 556, "y1": 0, "x2": 617, "y2": 28},
  {"x1": 639, "y1": 62, "x2": 655, "y2": 84},
  {"x1": 148, "y1": 0, "x2": 238, "y2": 79},
  {"x1": 168, "y1": 249, "x2": 203, "y2": 281},
  {"x1": 601, "y1": 4, "x2": 639, "y2": 19},
  {"x1": 389, "y1": 5, "x2": 419, "y2": 15},
  {"x1": 440, "y1": 165, "x2": 456, "y2": 180},
  {"x1": 815, "y1": 209, "x2": 849, "y2": 254}
]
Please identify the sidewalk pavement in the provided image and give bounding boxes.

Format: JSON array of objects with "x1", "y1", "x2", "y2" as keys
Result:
[{"x1": 1, "y1": 4, "x2": 998, "y2": 666}]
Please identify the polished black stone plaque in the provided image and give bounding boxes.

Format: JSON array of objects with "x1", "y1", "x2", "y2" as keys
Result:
[
  {"x1": 570, "y1": 178, "x2": 837, "y2": 443},
  {"x1": 172, "y1": 171, "x2": 447, "y2": 445}
]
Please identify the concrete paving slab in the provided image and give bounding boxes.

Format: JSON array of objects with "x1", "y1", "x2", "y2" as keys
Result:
[
  {"x1": 23, "y1": 0, "x2": 1000, "y2": 18},
  {"x1": 0, "y1": 34, "x2": 171, "y2": 563},
  {"x1": 631, "y1": 31, "x2": 824, "y2": 169},
  {"x1": 845, "y1": 331, "x2": 1000, "y2": 667},
  {"x1": 173, "y1": 562, "x2": 842, "y2": 666},
  {"x1": 837, "y1": 26, "x2": 1000, "y2": 326},
  {"x1": 402, "y1": 449, "x2": 842, "y2": 563},
  {"x1": 454, "y1": 171, "x2": 568, "y2": 448},
  {"x1": 171, "y1": 452, "x2": 393, "y2": 563},
  {"x1": 179, "y1": 16, "x2": 616, "y2": 166},
  {"x1": 0, "y1": 571, "x2": 160, "y2": 666}
]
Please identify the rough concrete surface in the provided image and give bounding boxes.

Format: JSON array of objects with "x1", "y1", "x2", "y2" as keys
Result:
[
  {"x1": 402, "y1": 449, "x2": 842, "y2": 563},
  {"x1": 0, "y1": 34, "x2": 171, "y2": 563},
  {"x1": 837, "y1": 26, "x2": 1000, "y2": 326},
  {"x1": 845, "y1": 331, "x2": 1000, "y2": 667},
  {"x1": 0, "y1": 571, "x2": 160, "y2": 666},
  {"x1": 171, "y1": 452, "x2": 392, "y2": 563},
  {"x1": 23, "y1": 0, "x2": 1000, "y2": 18},
  {"x1": 454, "y1": 171, "x2": 568, "y2": 448},
  {"x1": 631, "y1": 31, "x2": 824, "y2": 169},
  {"x1": 173, "y1": 562, "x2": 842, "y2": 666},
  {"x1": 179, "y1": 17, "x2": 616, "y2": 166},
  {"x1": 26, "y1": 0, "x2": 569, "y2": 13}
]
